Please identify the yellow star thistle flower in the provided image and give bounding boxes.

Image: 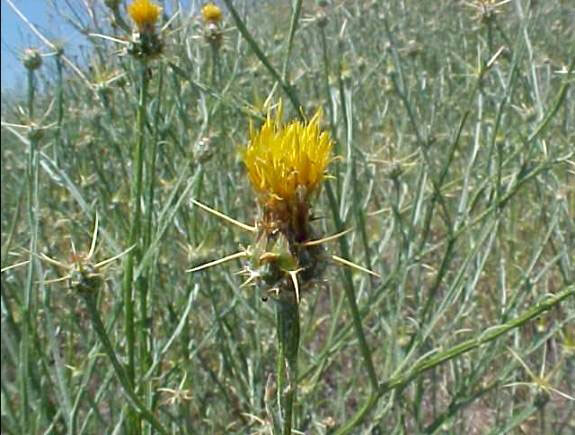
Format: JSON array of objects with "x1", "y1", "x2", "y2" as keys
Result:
[
  {"x1": 188, "y1": 105, "x2": 378, "y2": 302},
  {"x1": 243, "y1": 104, "x2": 333, "y2": 217},
  {"x1": 128, "y1": 0, "x2": 161, "y2": 32},
  {"x1": 202, "y1": 3, "x2": 223, "y2": 24}
]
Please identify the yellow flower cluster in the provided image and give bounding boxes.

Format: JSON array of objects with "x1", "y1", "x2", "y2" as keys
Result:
[
  {"x1": 243, "y1": 104, "x2": 333, "y2": 211},
  {"x1": 128, "y1": 0, "x2": 161, "y2": 32},
  {"x1": 202, "y1": 3, "x2": 223, "y2": 24}
]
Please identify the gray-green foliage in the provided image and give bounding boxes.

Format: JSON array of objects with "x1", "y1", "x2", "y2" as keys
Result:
[{"x1": 1, "y1": 0, "x2": 574, "y2": 433}]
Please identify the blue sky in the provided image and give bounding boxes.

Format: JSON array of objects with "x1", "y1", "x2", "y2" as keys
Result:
[
  {"x1": 1, "y1": 0, "x2": 201, "y2": 91},
  {"x1": 2, "y1": 0, "x2": 58, "y2": 90}
]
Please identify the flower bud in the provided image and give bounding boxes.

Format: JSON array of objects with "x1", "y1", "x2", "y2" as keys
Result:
[{"x1": 22, "y1": 48, "x2": 42, "y2": 71}]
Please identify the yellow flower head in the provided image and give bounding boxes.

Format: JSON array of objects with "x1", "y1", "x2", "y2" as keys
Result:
[
  {"x1": 128, "y1": 0, "x2": 161, "y2": 32},
  {"x1": 202, "y1": 3, "x2": 223, "y2": 24},
  {"x1": 243, "y1": 103, "x2": 333, "y2": 213}
]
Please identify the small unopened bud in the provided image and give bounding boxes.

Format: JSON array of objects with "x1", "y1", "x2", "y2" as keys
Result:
[
  {"x1": 27, "y1": 125, "x2": 44, "y2": 142},
  {"x1": 70, "y1": 263, "x2": 103, "y2": 294},
  {"x1": 204, "y1": 22, "x2": 223, "y2": 48},
  {"x1": 193, "y1": 136, "x2": 215, "y2": 163},
  {"x1": 316, "y1": 11, "x2": 328, "y2": 28},
  {"x1": 22, "y1": 48, "x2": 42, "y2": 71},
  {"x1": 54, "y1": 44, "x2": 65, "y2": 57},
  {"x1": 341, "y1": 66, "x2": 352, "y2": 84},
  {"x1": 388, "y1": 162, "x2": 403, "y2": 180}
]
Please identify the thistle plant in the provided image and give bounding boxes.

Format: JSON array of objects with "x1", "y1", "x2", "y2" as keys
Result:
[
  {"x1": 2, "y1": 1, "x2": 574, "y2": 433},
  {"x1": 38, "y1": 218, "x2": 167, "y2": 434},
  {"x1": 190, "y1": 102, "x2": 378, "y2": 433},
  {"x1": 122, "y1": 1, "x2": 163, "y2": 431},
  {"x1": 19, "y1": 45, "x2": 42, "y2": 432},
  {"x1": 242, "y1": 104, "x2": 332, "y2": 432},
  {"x1": 201, "y1": 2, "x2": 224, "y2": 84},
  {"x1": 127, "y1": 0, "x2": 163, "y2": 59}
]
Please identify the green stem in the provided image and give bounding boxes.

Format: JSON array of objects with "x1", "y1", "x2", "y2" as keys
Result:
[
  {"x1": 325, "y1": 182, "x2": 379, "y2": 389},
  {"x1": 384, "y1": 286, "x2": 574, "y2": 392},
  {"x1": 122, "y1": 60, "x2": 149, "y2": 434},
  {"x1": 210, "y1": 43, "x2": 220, "y2": 86},
  {"x1": 123, "y1": 61, "x2": 148, "y2": 384},
  {"x1": 140, "y1": 66, "x2": 164, "y2": 431},
  {"x1": 82, "y1": 293, "x2": 168, "y2": 435},
  {"x1": 527, "y1": 57, "x2": 574, "y2": 143},
  {"x1": 221, "y1": 0, "x2": 302, "y2": 117},
  {"x1": 54, "y1": 51, "x2": 64, "y2": 165},
  {"x1": 318, "y1": 26, "x2": 336, "y2": 139},
  {"x1": 275, "y1": 292, "x2": 300, "y2": 435},
  {"x1": 324, "y1": 179, "x2": 379, "y2": 435},
  {"x1": 20, "y1": 66, "x2": 38, "y2": 434},
  {"x1": 27, "y1": 67, "x2": 35, "y2": 119},
  {"x1": 281, "y1": 0, "x2": 303, "y2": 82},
  {"x1": 334, "y1": 286, "x2": 574, "y2": 434}
]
